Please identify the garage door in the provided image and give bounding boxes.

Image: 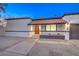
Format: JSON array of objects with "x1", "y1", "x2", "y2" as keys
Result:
[{"x1": 70, "y1": 24, "x2": 79, "y2": 39}]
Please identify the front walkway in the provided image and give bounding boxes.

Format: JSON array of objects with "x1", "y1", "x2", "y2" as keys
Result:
[{"x1": 0, "y1": 36, "x2": 38, "y2": 56}]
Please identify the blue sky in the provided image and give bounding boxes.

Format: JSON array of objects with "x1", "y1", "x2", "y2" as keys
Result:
[{"x1": 5, "y1": 3, "x2": 79, "y2": 19}]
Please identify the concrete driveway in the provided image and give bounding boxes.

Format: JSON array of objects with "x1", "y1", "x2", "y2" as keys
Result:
[
  {"x1": 0, "y1": 37, "x2": 79, "y2": 56},
  {"x1": 27, "y1": 39, "x2": 79, "y2": 56},
  {"x1": 0, "y1": 36, "x2": 38, "y2": 56}
]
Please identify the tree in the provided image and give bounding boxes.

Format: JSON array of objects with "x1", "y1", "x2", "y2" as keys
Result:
[
  {"x1": 0, "y1": 3, "x2": 7, "y2": 27},
  {"x1": 0, "y1": 3, "x2": 7, "y2": 17},
  {"x1": 0, "y1": 3, "x2": 7, "y2": 12}
]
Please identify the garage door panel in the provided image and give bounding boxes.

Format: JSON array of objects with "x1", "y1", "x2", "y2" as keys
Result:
[{"x1": 70, "y1": 24, "x2": 79, "y2": 39}]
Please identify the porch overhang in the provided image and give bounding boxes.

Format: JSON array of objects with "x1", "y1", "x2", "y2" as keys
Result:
[{"x1": 29, "y1": 19, "x2": 67, "y2": 25}]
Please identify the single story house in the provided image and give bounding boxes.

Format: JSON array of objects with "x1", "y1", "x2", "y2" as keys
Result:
[
  {"x1": 0, "y1": 13, "x2": 79, "y2": 40},
  {"x1": 29, "y1": 17, "x2": 69, "y2": 40}
]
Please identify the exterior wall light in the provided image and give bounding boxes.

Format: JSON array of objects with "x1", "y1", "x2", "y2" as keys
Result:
[{"x1": 65, "y1": 22, "x2": 70, "y2": 31}]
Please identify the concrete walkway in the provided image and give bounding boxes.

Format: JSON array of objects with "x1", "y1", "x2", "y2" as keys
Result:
[{"x1": 0, "y1": 37, "x2": 38, "y2": 56}]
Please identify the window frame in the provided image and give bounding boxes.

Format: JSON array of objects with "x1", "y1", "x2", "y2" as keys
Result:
[
  {"x1": 50, "y1": 24, "x2": 56, "y2": 31},
  {"x1": 46, "y1": 24, "x2": 56, "y2": 31},
  {"x1": 40, "y1": 24, "x2": 46, "y2": 31},
  {"x1": 30, "y1": 25, "x2": 35, "y2": 31},
  {"x1": 57, "y1": 24, "x2": 65, "y2": 31},
  {"x1": 46, "y1": 25, "x2": 51, "y2": 31}
]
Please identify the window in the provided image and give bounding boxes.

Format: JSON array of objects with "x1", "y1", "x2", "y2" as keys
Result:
[
  {"x1": 57, "y1": 24, "x2": 65, "y2": 31},
  {"x1": 46, "y1": 24, "x2": 56, "y2": 31},
  {"x1": 46, "y1": 25, "x2": 51, "y2": 31},
  {"x1": 30, "y1": 25, "x2": 34, "y2": 31},
  {"x1": 41, "y1": 25, "x2": 46, "y2": 31},
  {"x1": 51, "y1": 25, "x2": 56, "y2": 31},
  {"x1": 39, "y1": 25, "x2": 41, "y2": 31}
]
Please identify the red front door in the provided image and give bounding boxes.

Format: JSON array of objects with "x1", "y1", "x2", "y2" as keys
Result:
[{"x1": 34, "y1": 25, "x2": 39, "y2": 34}]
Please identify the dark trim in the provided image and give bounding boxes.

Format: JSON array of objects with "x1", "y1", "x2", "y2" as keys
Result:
[
  {"x1": 32, "y1": 17, "x2": 63, "y2": 20},
  {"x1": 28, "y1": 23, "x2": 66, "y2": 25},
  {"x1": 64, "y1": 12, "x2": 79, "y2": 16},
  {"x1": 5, "y1": 31, "x2": 34, "y2": 32},
  {"x1": 40, "y1": 31, "x2": 69, "y2": 32},
  {"x1": 5, "y1": 31, "x2": 69, "y2": 32},
  {"x1": 40, "y1": 23, "x2": 66, "y2": 25},
  {"x1": 70, "y1": 23, "x2": 79, "y2": 25},
  {"x1": 5, "y1": 17, "x2": 31, "y2": 20}
]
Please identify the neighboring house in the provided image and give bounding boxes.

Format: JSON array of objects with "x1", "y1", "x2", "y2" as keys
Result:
[{"x1": 5, "y1": 17, "x2": 32, "y2": 37}]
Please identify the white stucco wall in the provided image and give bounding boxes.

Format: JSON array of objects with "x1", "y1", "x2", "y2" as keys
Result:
[
  {"x1": 5, "y1": 18, "x2": 32, "y2": 37},
  {"x1": 6, "y1": 19, "x2": 31, "y2": 31},
  {"x1": 63, "y1": 14, "x2": 79, "y2": 24}
]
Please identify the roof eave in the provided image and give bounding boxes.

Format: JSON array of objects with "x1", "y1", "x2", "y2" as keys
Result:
[{"x1": 28, "y1": 22, "x2": 67, "y2": 25}]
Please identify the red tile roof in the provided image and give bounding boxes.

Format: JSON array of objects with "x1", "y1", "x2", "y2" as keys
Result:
[{"x1": 29, "y1": 19, "x2": 67, "y2": 25}]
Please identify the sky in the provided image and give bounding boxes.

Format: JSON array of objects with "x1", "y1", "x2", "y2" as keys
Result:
[{"x1": 4, "y1": 3, "x2": 79, "y2": 19}]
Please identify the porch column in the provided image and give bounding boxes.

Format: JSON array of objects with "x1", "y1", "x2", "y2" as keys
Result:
[
  {"x1": 65, "y1": 23, "x2": 70, "y2": 40},
  {"x1": 65, "y1": 32, "x2": 69, "y2": 40}
]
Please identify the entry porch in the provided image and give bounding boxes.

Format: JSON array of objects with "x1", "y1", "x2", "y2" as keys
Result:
[{"x1": 29, "y1": 19, "x2": 70, "y2": 40}]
